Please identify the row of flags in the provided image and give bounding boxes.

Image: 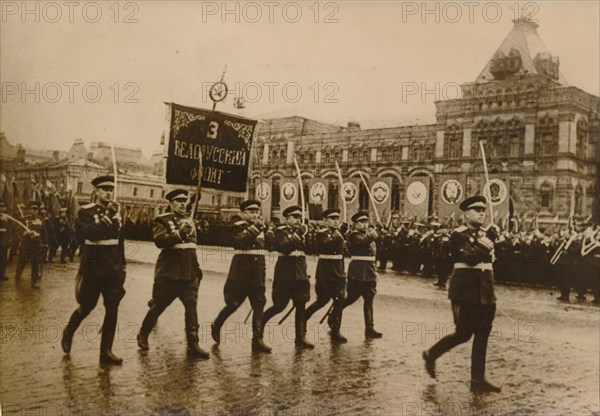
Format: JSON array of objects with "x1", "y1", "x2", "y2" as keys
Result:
[
  {"x1": 249, "y1": 175, "x2": 511, "y2": 224},
  {"x1": 0, "y1": 178, "x2": 80, "y2": 225}
]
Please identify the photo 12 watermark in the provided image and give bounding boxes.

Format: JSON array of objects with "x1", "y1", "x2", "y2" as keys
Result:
[
  {"x1": 200, "y1": 1, "x2": 340, "y2": 24},
  {"x1": 1, "y1": 1, "x2": 140, "y2": 24},
  {"x1": 1, "y1": 81, "x2": 140, "y2": 104},
  {"x1": 401, "y1": 1, "x2": 539, "y2": 24}
]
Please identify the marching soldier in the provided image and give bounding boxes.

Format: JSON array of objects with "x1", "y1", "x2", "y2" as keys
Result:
[
  {"x1": 423, "y1": 195, "x2": 501, "y2": 393},
  {"x1": 261, "y1": 205, "x2": 314, "y2": 350},
  {"x1": 433, "y1": 224, "x2": 452, "y2": 288},
  {"x1": 61, "y1": 176, "x2": 126, "y2": 365},
  {"x1": 15, "y1": 201, "x2": 46, "y2": 289},
  {"x1": 211, "y1": 199, "x2": 271, "y2": 353},
  {"x1": 553, "y1": 229, "x2": 580, "y2": 302},
  {"x1": 332, "y1": 211, "x2": 383, "y2": 339},
  {"x1": 305, "y1": 208, "x2": 348, "y2": 343},
  {"x1": 49, "y1": 208, "x2": 71, "y2": 264},
  {"x1": 137, "y1": 189, "x2": 209, "y2": 359}
]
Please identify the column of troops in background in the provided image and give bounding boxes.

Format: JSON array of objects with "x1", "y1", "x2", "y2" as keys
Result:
[
  {"x1": 0, "y1": 200, "x2": 79, "y2": 289},
  {"x1": 368, "y1": 215, "x2": 600, "y2": 303}
]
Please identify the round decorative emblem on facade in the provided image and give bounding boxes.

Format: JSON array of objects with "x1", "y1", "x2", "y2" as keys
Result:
[
  {"x1": 440, "y1": 179, "x2": 463, "y2": 205},
  {"x1": 310, "y1": 182, "x2": 327, "y2": 204},
  {"x1": 407, "y1": 181, "x2": 427, "y2": 205},
  {"x1": 281, "y1": 182, "x2": 297, "y2": 203},
  {"x1": 255, "y1": 182, "x2": 270, "y2": 201},
  {"x1": 371, "y1": 181, "x2": 390, "y2": 204},
  {"x1": 342, "y1": 182, "x2": 358, "y2": 204},
  {"x1": 483, "y1": 179, "x2": 507, "y2": 206}
]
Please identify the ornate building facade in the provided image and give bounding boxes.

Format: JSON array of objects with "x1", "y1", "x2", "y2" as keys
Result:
[{"x1": 251, "y1": 18, "x2": 599, "y2": 223}]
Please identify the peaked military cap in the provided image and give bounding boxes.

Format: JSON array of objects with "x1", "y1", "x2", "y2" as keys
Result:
[
  {"x1": 322, "y1": 208, "x2": 341, "y2": 219},
  {"x1": 459, "y1": 195, "x2": 487, "y2": 211},
  {"x1": 282, "y1": 205, "x2": 302, "y2": 217},
  {"x1": 165, "y1": 189, "x2": 189, "y2": 201},
  {"x1": 351, "y1": 211, "x2": 369, "y2": 222},
  {"x1": 240, "y1": 199, "x2": 260, "y2": 211},
  {"x1": 91, "y1": 175, "x2": 115, "y2": 188}
]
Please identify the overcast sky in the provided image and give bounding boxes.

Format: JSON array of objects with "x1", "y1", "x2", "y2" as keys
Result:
[{"x1": 1, "y1": 1, "x2": 598, "y2": 157}]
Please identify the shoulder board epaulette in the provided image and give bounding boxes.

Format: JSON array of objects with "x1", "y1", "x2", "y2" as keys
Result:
[
  {"x1": 81, "y1": 203, "x2": 96, "y2": 209},
  {"x1": 234, "y1": 220, "x2": 247, "y2": 226},
  {"x1": 277, "y1": 225, "x2": 287, "y2": 230},
  {"x1": 317, "y1": 227, "x2": 329, "y2": 233},
  {"x1": 454, "y1": 225, "x2": 467, "y2": 232},
  {"x1": 157, "y1": 212, "x2": 171, "y2": 218}
]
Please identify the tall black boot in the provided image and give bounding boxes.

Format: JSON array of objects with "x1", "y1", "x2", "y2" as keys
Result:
[
  {"x1": 186, "y1": 326, "x2": 210, "y2": 360},
  {"x1": 329, "y1": 299, "x2": 347, "y2": 343},
  {"x1": 294, "y1": 304, "x2": 314, "y2": 350},
  {"x1": 251, "y1": 305, "x2": 271, "y2": 353},
  {"x1": 61, "y1": 308, "x2": 87, "y2": 354},
  {"x1": 99, "y1": 306, "x2": 123, "y2": 365},
  {"x1": 364, "y1": 299, "x2": 382, "y2": 339}
]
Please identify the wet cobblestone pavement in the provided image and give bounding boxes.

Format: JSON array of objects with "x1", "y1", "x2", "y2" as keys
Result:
[{"x1": 1, "y1": 242, "x2": 599, "y2": 415}]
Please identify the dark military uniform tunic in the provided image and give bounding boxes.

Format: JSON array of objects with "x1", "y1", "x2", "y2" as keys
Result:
[
  {"x1": 271, "y1": 225, "x2": 310, "y2": 304},
  {"x1": 75, "y1": 202, "x2": 126, "y2": 309},
  {"x1": 447, "y1": 225, "x2": 496, "y2": 305}
]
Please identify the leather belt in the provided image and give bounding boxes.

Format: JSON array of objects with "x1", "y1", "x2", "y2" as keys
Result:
[
  {"x1": 278, "y1": 250, "x2": 305, "y2": 257},
  {"x1": 84, "y1": 239, "x2": 119, "y2": 246},
  {"x1": 170, "y1": 242, "x2": 197, "y2": 249},
  {"x1": 235, "y1": 249, "x2": 266, "y2": 256},
  {"x1": 454, "y1": 262, "x2": 493, "y2": 271},
  {"x1": 351, "y1": 256, "x2": 376, "y2": 261},
  {"x1": 319, "y1": 254, "x2": 343, "y2": 260}
]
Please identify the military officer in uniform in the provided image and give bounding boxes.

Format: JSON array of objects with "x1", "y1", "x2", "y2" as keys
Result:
[
  {"x1": 137, "y1": 189, "x2": 209, "y2": 359},
  {"x1": 305, "y1": 208, "x2": 348, "y2": 343},
  {"x1": 332, "y1": 211, "x2": 383, "y2": 339},
  {"x1": 423, "y1": 195, "x2": 501, "y2": 393},
  {"x1": 261, "y1": 205, "x2": 314, "y2": 350},
  {"x1": 211, "y1": 199, "x2": 271, "y2": 353},
  {"x1": 15, "y1": 201, "x2": 46, "y2": 289},
  {"x1": 61, "y1": 176, "x2": 126, "y2": 365}
]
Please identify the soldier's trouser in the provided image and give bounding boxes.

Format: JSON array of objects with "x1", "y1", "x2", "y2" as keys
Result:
[
  {"x1": 336, "y1": 279, "x2": 377, "y2": 330},
  {"x1": 427, "y1": 301, "x2": 496, "y2": 380},
  {"x1": 213, "y1": 279, "x2": 266, "y2": 340},
  {"x1": 554, "y1": 264, "x2": 572, "y2": 298},
  {"x1": 140, "y1": 277, "x2": 200, "y2": 337},
  {"x1": 262, "y1": 279, "x2": 310, "y2": 339},
  {"x1": 15, "y1": 239, "x2": 44, "y2": 284},
  {"x1": 72, "y1": 271, "x2": 126, "y2": 352},
  {"x1": 305, "y1": 277, "x2": 346, "y2": 323}
]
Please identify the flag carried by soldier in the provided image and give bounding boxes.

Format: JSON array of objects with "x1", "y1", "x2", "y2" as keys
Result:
[{"x1": 164, "y1": 103, "x2": 258, "y2": 193}]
